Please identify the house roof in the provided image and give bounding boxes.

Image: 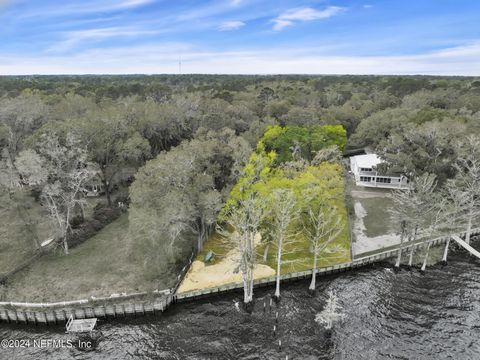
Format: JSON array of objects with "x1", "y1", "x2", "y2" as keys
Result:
[{"x1": 352, "y1": 154, "x2": 383, "y2": 168}]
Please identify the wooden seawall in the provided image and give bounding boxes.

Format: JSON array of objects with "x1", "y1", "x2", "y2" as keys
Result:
[
  {"x1": 1, "y1": 229, "x2": 478, "y2": 325},
  {"x1": 0, "y1": 296, "x2": 173, "y2": 325},
  {"x1": 175, "y1": 230, "x2": 479, "y2": 303}
]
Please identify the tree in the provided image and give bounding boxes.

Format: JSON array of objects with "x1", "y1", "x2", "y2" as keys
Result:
[
  {"x1": 80, "y1": 104, "x2": 151, "y2": 206},
  {"x1": 270, "y1": 189, "x2": 298, "y2": 299},
  {"x1": 303, "y1": 204, "x2": 344, "y2": 291},
  {"x1": 0, "y1": 148, "x2": 20, "y2": 191},
  {"x1": 349, "y1": 108, "x2": 413, "y2": 148},
  {"x1": 133, "y1": 98, "x2": 195, "y2": 156},
  {"x1": 129, "y1": 129, "x2": 251, "y2": 271},
  {"x1": 0, "y1": 92, "x2": 48, "y2": 164},
  {"x1": 420, "y1": 198, "x2": 448, "y2": 272},
  {"x1": 280, "y1": 106, "x2": 319, "y2": 127},
  {"x1": 259, "y1": 125, "x2": 347, "y2": 164},
  {"x1": 16, "y1": 133, "x2": 95, "y2": 254},
  {"x1": 266, "y1": 100, "x2": 290, "y2": 120},
  {"x1": 390, "y1": 173, "x2": 438, "y2": 267},
  {"x1": 258, "y1": 87, "x2": 275, "y2": 103},
  {"x1": 311, "y1": 145, "x2": 343, "y2": 166},
  {"x1": 444, "y1": 136, "x2": 480, "y2": 244},
  {"x1": 221, "y1": 195, "x2": 264, "y2": 304},
  {"x1": 377, "y1": 121, "x2": 462, "y2": 185}
]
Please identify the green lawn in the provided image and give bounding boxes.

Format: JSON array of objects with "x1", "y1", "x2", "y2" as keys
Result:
[
  {"x1": 0, "y1": 191, "x2": 53, "y2": 275},
  {"x1": 200, "y1": 217, "x2": 351, "y2": 275},
  {"x1": 197, "y1": 230, "x2": 231, "y2": 264},
  {"x1": 261, "y1": 227, "x2": 351, "y2": 274},
  {"x1": 1, "y1": 214, "x2": 175, "y2": 302}
]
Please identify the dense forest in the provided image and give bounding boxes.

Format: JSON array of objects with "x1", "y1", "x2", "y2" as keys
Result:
[{"x1": 1, "y1": 74, "x2": 480, "y2": 290}]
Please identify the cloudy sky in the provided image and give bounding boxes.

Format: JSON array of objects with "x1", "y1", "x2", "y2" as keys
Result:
[{"x1": 1, "y1": 0, "x2": 479, "y2": 75}]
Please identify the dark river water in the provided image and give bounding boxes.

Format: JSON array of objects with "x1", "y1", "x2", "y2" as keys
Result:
[{"x1": 1, "y1": 248, "x2": 480, "y2": 360}]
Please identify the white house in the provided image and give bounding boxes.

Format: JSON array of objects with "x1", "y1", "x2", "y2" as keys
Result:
[{"x1": 350, "y1": 154, "x2": 409, "y2": 189}]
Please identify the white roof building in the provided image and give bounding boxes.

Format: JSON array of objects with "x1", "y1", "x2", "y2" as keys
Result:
[{"x1": 350, "y1": 154, "x2": 408, "y2": 189}]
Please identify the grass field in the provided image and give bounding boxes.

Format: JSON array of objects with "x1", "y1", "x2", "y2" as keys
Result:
[
  {"x1": 0, "y1": 191, "x2": 53, "y2": 275},
  {"x1": 1, "y1": 214, "x2": 175, "y2": 302},
  {"x1": 199, "y1": 214, "x2": 351, "y2": 276}
]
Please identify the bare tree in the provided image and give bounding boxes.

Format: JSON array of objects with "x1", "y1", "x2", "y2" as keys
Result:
[
  {"x1": 0, "y1": 148, "x2": 21, "y2": 191},
  {"x1": 270, "y1": 189, "x2": 298, "y2": 300},
  {"x1": 303, "y1": 204, "x2": 344, "y2": 291},
  {"x1": 445, "y1": 136, "x2": 480, "y2": 244},
  {"x1": 311, "y1": 145, "x2": 343, "y2": 166},
  {"x1": 390, "y1": 173, "x2": 438, "y2": 268},
  {"x1": 420, "y1": 198, "x2": 448, "y2": 271},
  {"x1": 16, "y1": 133, "x2": 95, "y2": 255},
  {"x1": 221, "y1": 195, "x2": 264, "y2": 304}
]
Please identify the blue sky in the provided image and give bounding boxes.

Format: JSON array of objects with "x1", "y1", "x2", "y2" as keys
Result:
[{"x1": 1, "y1": 0, "x2": 480, "y2": 75}]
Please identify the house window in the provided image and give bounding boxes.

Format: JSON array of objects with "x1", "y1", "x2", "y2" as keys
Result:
[
  {"x1": 360, "y1": 168, "x2": 372, "y2": 172},
  {"x1": 375, "y1": 177, "x2": 392, "y2": 184},
  {"x1": 360, "y1": 176, "x2": 372, "y2": 182}
]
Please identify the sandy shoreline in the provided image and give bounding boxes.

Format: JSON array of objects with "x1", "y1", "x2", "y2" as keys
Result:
[{"x1": 177, "y1": 236, "x2": 275, "y2": 293}]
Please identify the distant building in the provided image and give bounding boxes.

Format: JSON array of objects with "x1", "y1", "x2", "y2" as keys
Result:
[
  {"x1": 84, "y1": 176, "x2": 104, "y2": 197},
  {"x1": 350, "y1": 154, "x2": 408, "y2": 189}
]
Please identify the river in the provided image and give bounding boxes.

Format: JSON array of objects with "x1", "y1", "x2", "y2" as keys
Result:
[{"x1": 1, "y1": 247, "x2": 479, "y2": 360}]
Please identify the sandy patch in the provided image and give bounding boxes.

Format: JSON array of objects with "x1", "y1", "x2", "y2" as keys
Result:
[{"x1": 177, "y1": 234, "x2": 275, "y2": 293}]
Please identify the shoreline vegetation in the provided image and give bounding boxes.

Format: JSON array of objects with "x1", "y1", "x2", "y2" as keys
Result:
[
  {"x1": 1, "y1": 75, "x2": 480, "y2": 304},
  {"x1": 179, "y1": 125, "x2": 351, "y2": 294}
]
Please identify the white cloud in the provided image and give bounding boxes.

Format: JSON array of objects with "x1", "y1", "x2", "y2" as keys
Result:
[
  {"x1": 2, "y1": 43, "x2": 480, "y2": 75},
  {"x1": 18, "y1": 0, "x2": 155, "y2": 18},
  {"x1": 218, "y1": 20, "x2": 245, "y2": 31},
  {"x1": 50, "y1": 27, "x2": 159, "y2": 52},
  {"x1": 363, "y1": 5, "x2": 373, "y2": 9},
  {"x1": 272, "y1": 6, "x2": 346, "y2": 31},
  {"x1": 117, "y1": 0, "x2": 154, "y2": 8}
]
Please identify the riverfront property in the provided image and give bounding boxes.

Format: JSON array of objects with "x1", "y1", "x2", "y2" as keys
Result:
[
  {"x1": 3, "y1": 1, "x2": 480, "y2": 358},
  {"x1": 178, "y1": 125, "x2": 351, "y2": 293},
  {"x1": 1, "y1": 75, "x2": 480, "y2": 335},
  {"x1": 2, "y1": 246, "x2": 480, "y2": 359}
]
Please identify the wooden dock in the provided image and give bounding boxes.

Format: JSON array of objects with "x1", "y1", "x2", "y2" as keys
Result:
[
  {"x1": 451, "y1": 235, "x2": 480, "y2": 259},
  {"x1": 66, "y1": 315, "x2": 97, "y2": 333}
]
